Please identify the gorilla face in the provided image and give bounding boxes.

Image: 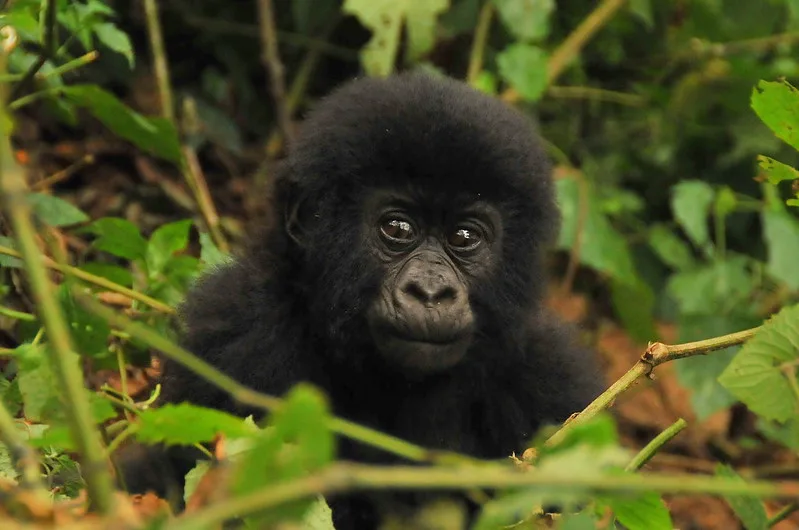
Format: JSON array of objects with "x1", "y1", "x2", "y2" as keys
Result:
[{"x1": 362, "y1": 190, "x2": 502, "y2": 373}]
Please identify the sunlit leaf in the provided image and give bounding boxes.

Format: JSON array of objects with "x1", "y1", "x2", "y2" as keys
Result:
[
  {"x1": 601, "y1": 491, "x2": 673, "y2": 530},
  {"x1": 146, "y1": 219, "x2": 193, "y2": 276},
  {"x1": 757, "y1": 155, "x2": 799, "y2": 185},
  {"x1": 718, "y1": 304, "x2": 799, "y2": 423},
  {"x1": 26, "y1": 193, "x2": 88, "y2": 227},
  {"x1": 81, "y1": 217, "x2": 147, "y2": 261},
  {"x1": 496, "y1": 43, "x2": 548, "y2": 101},
  {"x1": 751, "y1": 79, "x2": 799, "y2": 151},
  {"x1": 492, "y1": 0, "x2": 554, "y2": 41},
  {"x1": 762, "y1": 209, "x2": 799, "y2": 290},
  {"x1": 136, "y1": 403, "x2": 257, "y2": 446},
  {"x1": 671, "y1": 180, "x2": 715, "y2": 249},
  {"x1": 343, "y1": 0, "x2": 450, "y2": 77},
  {"x1": 93, "y1": 23, "x2": 134, "y2": 68}
]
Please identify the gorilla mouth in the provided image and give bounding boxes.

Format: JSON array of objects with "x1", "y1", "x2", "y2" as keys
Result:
[{"x1": 373, "y1": 325, "x2": 474, "y2": 373}]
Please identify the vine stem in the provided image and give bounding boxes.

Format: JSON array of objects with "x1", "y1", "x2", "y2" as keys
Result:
[
  {"x1": 466, "y1": 2, "x2": 494, "y2": 84},
  {"x1": 171, "y1": 462, "x2": 799, "y2": 530},
  {"x1": 0, "y1": 40, "x2": 115, "y2": 513},
  {"x1": 257, "y1": 0, "x2": 294, "y2": 146},
  {"x1": 501, "y1": 0, "x2": 628, "y2": 103},
  {"x1": 626, "y1": 418, "x2": 688, "y2": 472},
  {"x1": 544, "y1": 327, "x2": 758, "y2": 449},
  {"x1": 0, "y1": 245, "x2": 174, "y2": 314},
  {"x1": 10, "y1": 0, "x2": 56, "y2": 99}
]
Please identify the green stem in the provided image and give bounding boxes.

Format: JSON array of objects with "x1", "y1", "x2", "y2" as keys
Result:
[
  {"x1": 142, "y1": 0, "x2": 174, "y2": 120},
  {"x1": 626, "y1": 418, "x2": 688, "y2": 472},
  {"x1": 172, "y1": 462, "x2": 799, "y2": 530},
  {"x1": 466, "y1": 2, "x2": 494, "y2": 84},
  {"x1": 0, "y1": 245, "x2": 174, "y2": 314},
  {"x1": 0, "y1": 305, "x2": 36, "y2": 321},
  {"x1": 10, "y1": 0, "x2": 56, "y2": 99},
  {"x1": 768, "y1": 501, "x2": 799, "y2": 527}
]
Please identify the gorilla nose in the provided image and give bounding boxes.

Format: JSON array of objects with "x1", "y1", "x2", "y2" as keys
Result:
[{"x1": 401, "y1": 278, "x2": 458, "y2": 307}]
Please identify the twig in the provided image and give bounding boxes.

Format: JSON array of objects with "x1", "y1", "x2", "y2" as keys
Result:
[
  {"x1": 0, "y1": 55, "x2": 115, "y2": 514},
  {"x1": 0, "y1": 304, "x2": 36, "y2": 321},
  {"x1": 547, "y1": 85, "x2": 646, "y2": 106},
  {"x1": 545, "y1": 327, "x2": 758, "y2": 448},
  {"x1": 0, "y1": 402, "x2": 49, "y2": 496},
  {"x1": 256, "y1": 0, "x2": 294, "y2": 146},
  {"x1": 74, "y1": 292, "x2": 478, "y2": 467},
  {"x1": 182, "y1": 145, "x2": 229, "y2": 252},
  {"x1": 0, "y1": 245, "x2": 175, "y2": 314},
  {"x1": 171, "y1": 462, "x2": 799, "y2": 530},
  {"x1": 142, "y1": 0, "x2": 174, "y2": 120},
  {"x1": 768, "y1": 501, "x2": 799, "y2": 527},
  {"x1": 625, "y1": 418, "x2": 688, "y2": 472},
  {"x1": 10, "y1": 0, "x2": 56, "y2": 100},
  {"x1": 501, "y1": 0, "x2": 628, "y2": 103},
  {"x1": 32, "y1": 154, "x2": 95, "y2": 190},
  {"x1": 467, "y1": 2, "x2": 494, "y2": 84}
]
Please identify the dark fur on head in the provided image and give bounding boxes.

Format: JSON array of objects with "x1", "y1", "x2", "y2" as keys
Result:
[{"x1": 150, "y1": 72, "x2": 603, "y2": 528}]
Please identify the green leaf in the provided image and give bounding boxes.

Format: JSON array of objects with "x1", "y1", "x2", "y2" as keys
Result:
[
  {"x1": 628, "y1": 0, "x2": 654, "y2": 28},
  {"x1": 59, "y1": 285, "x2": 110, "y2": 358},
  {"x1": 751, "y1": 80, "x2": 799, "y2": 151},
  {"x1": 601, "y1": 491, "x2": 673, "y2": 530},
  {"x1": 492, "y1": 0, "x2": 555, "y2": 41},
  {"x1": 648, "y1": 224, "x2": 696, "y2": 271},
  {"x1": 0, "y1": 236, "x2": 23, "y2": 268},
  {"x1": 146, "y1": 219, "x2": 193, "y2": 276},
  {"x1": 92, "y1": 23, "x2": 134, "y2": 67},
  {"x1": 558, "y1": 512, "x2": 600, "y2": 529},
  {"x1": 667, "y1": 256, "x2": 753, "y2": 315},
  {"x1": 0, "y1": 378, "x2": 21, "y2": 418},
  {"x1": 757, "y1": 155, "x2": 799, "y2": 185},
  {"x1": 714, "y1": 186, "x2": 737, "y2": 220},
  {"x1": 716, "y1": 465, "x2": 768, "y2": 530},
  {"x1": 300, "y1": 497, "x2": 336, "y2": 530},
  {"x1": 14, "y1": 344, "x2": 61, "y2": 422},
  {"x1": 671, "y1": 180, "x2": 715, "y2": 249},
  {"x1": 556, "y1": 178, "x2": 637, "y2": 281},
  {"x1": 757, "y1": 417, "x2": 799, "y2": 451},
  {"x1": 25, "y1": 193, "x2": 88, "y2": 227},
  {"x1": 199, "y1": 232, "x2": 230, "y2": 269},
  {"x1": 718, "y1": 304, "x2": 799, "y2": 423},
  {"x1": 82, "y1": 217, "x2": 147, "y2": 261},
  {"x1": 136, "y1": 403, "x2": 257, "y2": 446},
  {"x1": 762, "y1": 209, "x2": 799, "y2": 290},
  {"x1": 611, "y1": 277, "x2": 658, "y2": 344},
  {"x1": 496, "y1": 43, "x2": 548, "y2": 102},
  {"x1": 60, "y1": 85, "x2": 182, "y2": 164},
  {"x1": 343, "y1": 0, "x2": 450, "y2": 77},
  {"x1": 233, "y1": 384, "x2": 334, "y2": 526}
]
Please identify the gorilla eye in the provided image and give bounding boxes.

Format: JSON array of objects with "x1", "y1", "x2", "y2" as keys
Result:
[
  {"x1": 380, "y1": 219, "x2": 416, "y2": 243},
  {"x1": 448, "y1": 227, "x2": 482, "y2": 250}
]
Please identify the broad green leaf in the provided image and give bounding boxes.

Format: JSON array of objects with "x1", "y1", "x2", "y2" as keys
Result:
[
  {"x1": 233, "y1": 384, "x2": 334, "y2": 526},
  {"x1": 92, "y1": 23, "x2": 134, "y2": 67},
  {"x1": 757, "y1": 418, "x2": 799, "y2": 450},
  {"x1": 762, "y1": 210, "x2": 799, "y2": 290},
  {"x1": 59, "y1": 286, "x2": 110, "y2": 358},
  {"x1": 301, "y1": 497, "x2": 336, "y2": 530},
  {"x1": 496, "y1": 43, "x2": 548, "y2": 101},
  {"x1": 751, "y1": 80, "x2": 799, "y2": 151},
  {"x1": 472, "y1": 489, "x2": 547, "y2": 530},
  {"x1": 601, "y1": 491, "x2": 673, "y2": 530},
  {"x1": 674, "y1": 315, "x2": 755, "y2": 420},
  {"x1": 60, "y1": 85, "x2": 182, "y2": 164},
  {"x1": 0, "y1": 379, "x2": 21, "y2": 418},
  {"x1": 14, "y1": 344, "x2": 61, "y2": 422},
  {"x1": 716, "y1": 465, "x2": 768, "y2": 530},
  {"x1": 82, "y1": 217, "x2": 147, "y2": 261},
  {"x1": 136, "y1": 403, "x2": 257, "y2": 446},
  {"x1": 471, "y1": 70, "x2": 498, "y2": 95},
  {"x1": 666, "y1": 256, "x2": 753, "y2": 315},
  {"x1": 25, "y1": 193, "x2": 88, "y2": 227},
  {"x1": 611, "y1": 277, "x2": 658, "y2": 344},
  {"x1": 648, "y1": 224, "x2": 696, "y2": 271},
  {"x1": 558, "y1": 512, "x2": 599, "y2": 529},
  {"x1": 146, "y1": 219, "x2": 193, "y2": 276},
  {"x1": 757, "y1": 155, "x2": 799, "y2": 185},
  {"x1": 556, "y1": 177, "x2": 637, "y2": 282},
  {"x1": 199, "y1": 232, "x2": 230, "y2": 269},
  {"x1": 718, "y1": 304, "x2": 799, "y2": 423},
  {"x1": 0, "y1": 236, "x2": 23, "y2": 268},
  {"x1": 671, "y1": 180, "x2": 715, "y2": 249},
  {"x1": 492, "y1": 0, "x2": 554, "y2": 41},
  {"x1": 628, "y1": 0, "x2": 654, "y2": 28},
  {"x1": 343, "y1": 0, "x2": 450, "y2": 77}
]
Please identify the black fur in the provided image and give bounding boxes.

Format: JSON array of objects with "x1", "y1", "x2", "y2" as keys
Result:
[{"x1": 155, "y1": 73, "x2": 604, "y2": 527}]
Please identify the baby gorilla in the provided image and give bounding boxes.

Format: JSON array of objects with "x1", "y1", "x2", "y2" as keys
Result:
[{"x1": 153, "y1": 72, "x2": 604, "y2": 527}]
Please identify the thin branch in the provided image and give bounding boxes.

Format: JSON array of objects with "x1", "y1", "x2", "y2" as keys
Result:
[
  {"x1": 626, "y1": 418, "x2": 688, "y2": 472},
  {"x1": 547, "y1": 85, "x2": 647, "y2": 106},
  {"x1": 32, "y1": 154, "x2": 95, "y2": 190},
  {"x1": 501, "y1": 0, "x2": 628, "y2": 103},
  {"x1": 10, "y1": 0, "x2": 57, "y2": 100},
  {"x1": 0, "y1": 304, "x2": 36, "y2": 321},
  {"x1": 171, "y1": 462, "x2": 799, "y2": 530},
  {"x1": 544, "y1": 326, "x2": 758, "y2": 449},
  {"x1": 256, "y1": 0, "x2": 294, "y2": 147},
  {"x1": 0, "y1": 245, "x2": 175, "y2": 314},
  {"x1": 768, "y1": 501, "x2": 799, "y2": 528},
  {"x1": 142, "y1": 0, "x2": 174, "y2": 120},
  {"x1": 182, "y1": 144, "x2": 229, "y2": 253},
  {"x1": 0, "y1": 64, "x2": 115, "y2": 514},
  {"x1": 466, "y1": 2, "x2": 494, "y2": 84}
]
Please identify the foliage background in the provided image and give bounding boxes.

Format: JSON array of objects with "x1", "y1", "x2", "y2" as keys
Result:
[{"x1": 2, "y1": 0, "x2": 799, "y2": 528}]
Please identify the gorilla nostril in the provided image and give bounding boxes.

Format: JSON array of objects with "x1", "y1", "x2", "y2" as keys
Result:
[{"x1": 403, "y1": 281, "x2": 458, "y2": 305}]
